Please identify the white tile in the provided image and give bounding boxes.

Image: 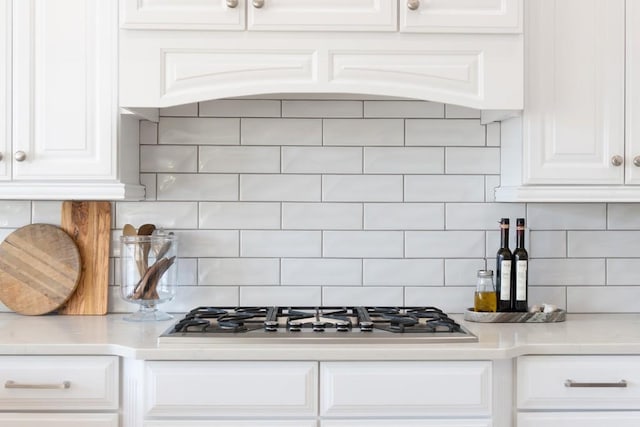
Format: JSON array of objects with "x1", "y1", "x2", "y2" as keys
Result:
[
  {"x1": 607, "y1": 259, "x2": 640, "y2": 285},
  {"x1": 528, "y1": 286, "x2": 566, "y2": 311},
  {"x1": 529, "y1": 258, "x2": 605, "y2": 286},
  {"x1": 199, "y1": 258, "x2": 280, "y2": 286},
  {"x1": 115, "y1": 202, "x2": 198, "y2": 229},
  {"x1": 486, "y1": 122, "x2": 500, "y2": 147},
  {"x1": 527, "y1": 203, "x2": 606, "y2": 230},
  {"x1": 405, "y1": 175, "x2": 485, "y2": 202},
  {"x1": 176, "y1": 258, "x2": 198, "y2": 286},
  {"x1": 364, "y1": 101, "x2": 444, "y2": 118},
  {"x1": 404, "y1": 286, "x2": 474, "y2": 313},
  {"x1": 0, "y1": 201, "x2": 31, "y2": 228},
  {"x1": 363, "y1": 259, "x2": 443, "y2": 286},
  {"x1": 140, "y1": 145, "x2": 197, "y2": 173},
  {"x1": 446, "y1": 203, "x2": 526, "y2": 230},
  {"x1": 607, "y1": 204, "x2": 640, "y2": 229},
  {"x1": 406, "y1": 119, "x2": 485, "y2": 146},
  {"x1": 159, "y1": 117, "x2": 240, "y2": 145},
  {"x1": 322, "y1": 287, "x2": 404, "y2": 306},
  {"x1": 281, "y1": 258, "x2": 362, "y2": 286},
  {"x1": 323, "y1": 175, "x2": 403, "y2": 202},
  {"x1": 199, "y1": 146, "x2": 280, "y2": 173},
  {"x1": 323, "y1": 119, "x2": 404, "y2": 146},
  {"x1": 200, "y1": 100, "x2": 281, "y2": 117},
  {"x1": 282, "y1": 147, "x2": 362, "y2": 174},
  {"x1": 567, "y1": 286, "x2": 640, "y2": 313},
  {"x1": 364, "y1": 203, "x2": 444, "y2": 230},
  {"x1": 323, "y1": 231, "x2": 403, "y2": 258},
  {"x1": 31, "y1": 201, "x2": 62, "y2": 225},
  {"x1": 0, "y1": 229, "x2": 13, "y2": 242},
  {"x1": 240, "y1": 286, "x2": 321, "y2": 306},
  {"x1": 157, "y1": 174, "x2": 238, "y2": 201},
  {"x1": 200, "y1": 202, "x2": 280, "y2": 229},
  {"x1": 445, "y1": 259, "x2": 487, "y2": 286},
  {"x1": 364, "y1": 147, "x2": 444, "y2": 174},
  {"x1": 140, "y1": 174, "x2": 157, "y2": 200},
  {"x1": 241, "y1": 118, "x2": 321, "y2": 146},
  {"x1": 405, "y1": 231, "x2": 485, "y2": 258},
  {"x1": 139, "y1": 121, "x2": 158, "y2": 145},
  {"x1": 446, "y1": 147, "x2": 500, "y2": 174},
  {"x1": 444, "y1": 104, "x2": 481, "y2": 119},
  {"x1": 484, "y1": 176, "x2": 500, "y2": 202},
  {"x1": 282, "y1": 100, "x2": 362, "y2": 118},
  {"x1": 241, "y1": 230, "x2": 321, "y2": 257},
  {"x1": 282, "y1": 203, "x2": 362, "y2": 230},
  {"x1": 177, "y1": 230, "x2": 239, "y2": 257},
  {"x1": 159, "y1": 103, "x2": 198, "y2": 117},
  {"x1": 241, "y1": 174, "x2": 320, "y2": 201},
  {"x1": 568, "y1": 231, "x2": 640, "y2": 257},
  {"x1": 110, "y1": 285, "x2": 239, "y2": 314},
  {"x1": 530, "y1": 231, "x2": 566, "y2": 258}
]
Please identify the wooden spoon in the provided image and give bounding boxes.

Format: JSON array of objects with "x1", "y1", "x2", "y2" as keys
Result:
[
  {"x1": 123, "y1": 223, "x2": 145, "y2": 276},
  {"x1": 137, "y1": 224, "x2": 156, "y2": 272}
]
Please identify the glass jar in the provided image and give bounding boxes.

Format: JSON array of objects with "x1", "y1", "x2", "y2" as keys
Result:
[{"x1": 474, "y1": 269, "x2": 497, "y2": 312}]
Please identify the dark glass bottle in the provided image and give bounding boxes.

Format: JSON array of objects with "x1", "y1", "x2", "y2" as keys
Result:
[
  {"x1": 496, "y1": 218, "x2": 513, "y2": 312},
  {"x1": 513, "y1": 218, "x2": 529, "y2": 312}
]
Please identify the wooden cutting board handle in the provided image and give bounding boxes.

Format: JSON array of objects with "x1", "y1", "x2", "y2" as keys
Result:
[{"x1": 59, "y1": 201, "x2": 111, "y2": 315}]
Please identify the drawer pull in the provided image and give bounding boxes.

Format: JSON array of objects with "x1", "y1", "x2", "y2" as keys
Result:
[
  {"x1": 564, "y1": 379, "x2": 627, "y2": 388},
  {"x1": 5, "y1": 380, "x2": 71, "y2": 390}
]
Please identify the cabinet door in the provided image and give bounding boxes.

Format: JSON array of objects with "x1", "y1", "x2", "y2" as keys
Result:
[
  {"x1": 247, "y1": 0, "x2": 397, "y2": 32},
  {"x1": 400, "y1": 0, "x2": 522, "y2": 33},
  {"x1": 322, "y1": 421, "x2": 491, "y2": 427},
  {"x1": 120, "y1": 0, "x2": 245, "y2": 30},
  {"x1": 0, "y1": 0, "x2": 9, "y2": 181},
  {"x1": 145, "y1": 421, "x2": 317, "y2": 427},
  {"x1": 518, "y1": 412, "x2": 640, "y2": 426},
  {"x1": 12, "y1": 0, "x2": 116, "y2": 181},
  {"x1": 522, "y1": 0, "x2": 625, "y2": 185},
  {"x1": 626, "y1": 0, "x2": 640, "y2": 184},
  {"x1": 0, "y1": 413, "x2": 118, "y2": 427}
]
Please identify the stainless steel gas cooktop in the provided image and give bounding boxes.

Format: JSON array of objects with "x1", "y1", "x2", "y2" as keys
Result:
[{"x1": 158, "y1": 306, "x2": 477, "y2": 345}]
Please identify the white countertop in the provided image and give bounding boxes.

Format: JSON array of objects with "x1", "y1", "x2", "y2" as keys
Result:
[{"x1": 1, "y1": 313, "x2": 640, "y2": 360}]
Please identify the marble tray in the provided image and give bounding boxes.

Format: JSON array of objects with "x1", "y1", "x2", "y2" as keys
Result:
[{"x1": 464, "y1": 308, "x2": 566, "y2": 323}]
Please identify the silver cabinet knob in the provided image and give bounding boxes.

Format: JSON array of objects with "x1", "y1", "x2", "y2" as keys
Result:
[
  {"x1": 226, "y1": 0, "x2": 238, "y2": 8},
  {"x1": 633, "y1": 156, "x2": 640, "y2": 167},
  {"x1": 14, "y1": 151, "x2": 26, "y2": 162},
  {"x1": 407, "y1": 0, "x2": 420, "y2": 10},
  {"x1": 253, "y1": 0, "x2": 265, "y2": 8}
]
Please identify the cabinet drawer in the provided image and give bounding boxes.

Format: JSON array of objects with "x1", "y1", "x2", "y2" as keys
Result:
[
  {"x1": 320, "y1": 361, "x2": 492, "y2": 417},
  {"x1": 145, "y1": 361, "x2": 317, "y2": 417},
  {"x1": 0, "y1": 356, "x2": 119, "y2": 410},
  {"x1": 145, "y1": 421, "x2": 316, "y2": 427},
  {"x1": 0, "y1": 413, "x2": 118, "y2": 427},
  {"x1": 517, "y1": 355, "x2": 640, "y2": 409},
  {"x1": 322, "y1": 420, "x2": 491, "y2": 427},
  {"x1": 518, "y1": 412, "x2": 640, "y2": 426}
]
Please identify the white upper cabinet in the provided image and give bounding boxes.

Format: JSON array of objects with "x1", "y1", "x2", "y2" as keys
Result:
[
  {"x1": 626, "y1": 0, "x2": 640, "y2": 184},
  {"x1": 400, "y1": 0, "x2": 522, "y2": 33},
  {"x1": 0, "y1": 0, "x2": 9, "y2": 182},
  {"x1": 121, "y1": 0, "x2": 245, "y2": 30}
]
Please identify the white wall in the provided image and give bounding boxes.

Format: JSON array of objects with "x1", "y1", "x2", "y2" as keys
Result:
[{"x1": 1, "y1": 98, "x2": 639, "y2": 313}]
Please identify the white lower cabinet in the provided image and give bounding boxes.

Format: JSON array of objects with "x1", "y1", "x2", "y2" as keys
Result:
[
  {"x1": 518, "y1": 412, "x2": 640, "y2": 426},
  {"x1": 0, "y1": 413, "x2": 119, "y2": 427},
  {"x1": 322, "y1": 420, "x2": 491, "y2": 427}
]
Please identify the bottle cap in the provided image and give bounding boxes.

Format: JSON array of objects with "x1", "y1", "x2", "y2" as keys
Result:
[
  {"x1": 477, "y1": 269, "x2": 493, "y2": 277},
  {"x1": 516, "y1": 218, "x2": 525, "y2": 226}
]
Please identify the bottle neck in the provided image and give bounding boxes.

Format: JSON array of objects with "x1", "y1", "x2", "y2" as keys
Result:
[
  {"x1": 500, "y1": 226, "x2": 509, "y2": 248},
  {"x1": 516, "y1": 226, "x2": 525, "y2": 248}
]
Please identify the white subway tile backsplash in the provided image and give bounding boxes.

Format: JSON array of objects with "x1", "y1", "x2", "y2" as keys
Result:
[
  {"x1": 607, "y1": 204, "x2": 640, "y2": 229},
  {"x1": 110, "y1": 285, "x2": 239, "y2": 313},
  {"x1": 364, "y1": 203, "x2": 444, "y2": 230},
  {"x1": 199, "y1": 258, "x2": 280, "y2": 286},
  {"x1": 241, "y1": 174, "x2": 320, "y2": 201},
  {"x1": 322, "y1": 287, "x2": 404, "y2": 306},
  {"x1": 139, "y1": 121, "x2": 158, "y2": 145},
  {"x1": 241, "y1": 230, "x2": 321, "y2": 257},
  {"x1": 282, "y1": 147, "x2": 362, "y2": 174},
  {"x1": 176, "y1": 258, "x2": 198, "y2": 287},
  {"x1": 281, "y1": 258, "x2": 362, "y2": 286},
  {"x1": 607, "y1": 259, "x2": 640, "y2": 285},
  {"x1": 323, "y1": 175, "x2": 403, "y2": 202},
  {"x1": 486, "y1": 122, "x2": 500, "y2": 147},
  {"x1": 199, "y1": 146, "x2": 280, "y2": 173},
  {"x1": 406, "y1": 119, "x2": 485, "y2": 146},
  {"x1": 159, "y1": 103, "x2": 198, "y2": 117},
  {"x1": 405, "y1": 231, "x2": 485, "y2": 258},
  {"x1": 363, "y1": 259, "x2": 443, "y2": 286},
  {"x1": 530, "y1": 231, "x2": 566, "y2": 258},
  {"x1": 364, "y1": 147, "x2": 444, "y2": 174},
  {"x1": 527, "y1": 203, "x2": 606, "y2": 230},
  {"x1": 484, "y1": 176, "x2": 500, "y2": 202},
  {"x1": 240, "y1": 286, "x2": 322, "y2": 306},
  {"x1": 157, "y1": 174, "x2": 238, "y2": 201},
  {"x1": 405, "y1": 176, "x2": 485, "y2": 202},
  {"x1": 282, "y1": 203, "x2": 362, "y2": 230},
  {"x1": 31, "y1": 201, "x2": 62, "y2": 225},
  {"x1": 0, "y1": 201, "x2": 31, "y2": 228},
  {"x1": 445, "y1": 203, "x2": 526, "y2": 230},
  {"x1": 568, "y1": 231, "x2": 640, "y2": 257},
  {"x1": 567, "y1": 286, "x2": 640, "y2": 313},
  {"x1": 529, "y1": 258, "x2": 605, "y2": 286},
  {"x1": 200, "y1": 202, "x2": 280, "y2": 229},
  {"x1": 444, "y1": 259, "x2": 486, "y2": 286},
  {"x1": 200, "y1": 99, "x2": 281, "y2": 117},
  {"x1": 115, "y1": 202, "x2": 198, "y2": 229},
  {"x1": 140, "y1": 146, "x2": 197, "y2": 173},
  {"x1": 364, "y1": 101, "x2": 444, "y2": 118},
  {"x1": 323, "y1": 231, "x2": 404, "y2": 258},
  {"x1": 282, "y1": 100, "x2": 362, "y2": 118},
  {"x1": 445, "y1": 147, "x2": 500, "y2": 174},
  {"x1": 323, "y1": 119, "x2": 404, "y2": 146},
  {"x1": 177, "y1": 230, "x2": 239, "y2": 258},
  {"x1": 241, "y1": 118, "x2": 321, "y2": 146},
  {"x1": 159, "y1": 117, "x2": 239, "y2": 145},
  {"x1": 404, "y1": 286, "x2": 473, "y2": 313},
  {"x1": 444, "y1": 104, "x2": 481, "y2": 119},
  {"x1": 529, "y1": 287, "x2": 566, "y2": 310},
  {"x1": 140, "y1": 174, "x2": 157, "y2": 200}
]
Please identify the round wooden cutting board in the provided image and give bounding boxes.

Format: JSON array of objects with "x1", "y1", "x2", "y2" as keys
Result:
[{"x1": 0, "y1": 224, "x2": 81, "y2": 315}]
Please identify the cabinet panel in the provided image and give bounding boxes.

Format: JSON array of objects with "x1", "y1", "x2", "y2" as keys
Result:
[
  {"x1": 145, "y1": 361, "x2": 317, "y2": 417},
  {"x1": 145, "y1": 421, "x2": 317, "y2": 427},
  {"x1": 522, "y1": 0, "x2": 625, "y2": 185},
  {"x1": 400, "y1": 0, "x2": 522, "y2": 33},
  {"x1": 120, "y1": 0, "x2": 245, "y2": 30},
  {"x1": 322, "y1": 421, "x2": 491, "y2": 427},
  {"x1": 0, "y1": 0, "x2": 9, "y2": 181},
  {"x1": 626, "y1": 0, "x2": 640, "y2": 184},
  {"x1": 321, "y1": 361, "x2": 491, "y2": 417},
  {"x1": 247, "y1": 0, "x2": 397, "y2": 32},
  {"x1": 518, "y1": 412, "x2": 640, "y2": 426},
  {"x1": 517, "y1": 355, "x2": 640, "y2": 410},
  {"x1": 0, "y1": 413, "x2": 118, "y2": 427}
]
